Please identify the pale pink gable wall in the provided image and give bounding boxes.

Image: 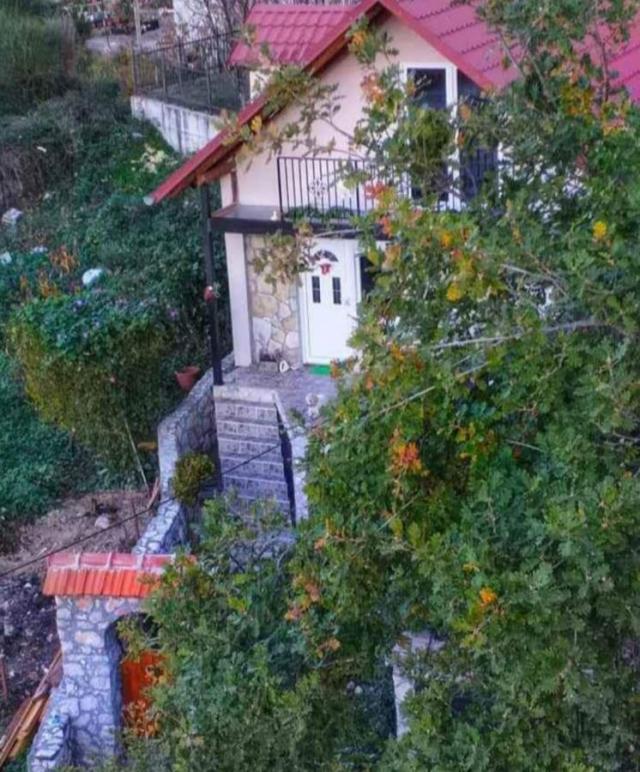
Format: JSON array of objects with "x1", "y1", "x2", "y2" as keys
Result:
[{"x1": 230, "y1": 16, "x2": 453, "y2": 208}]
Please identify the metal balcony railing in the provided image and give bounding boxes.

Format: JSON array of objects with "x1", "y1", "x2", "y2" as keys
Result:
[
  {"x1": 276, "y1": 151, "x2": 499, "y2": 220},
  {"x1": 132, "y1": 33, "x2": 248, "y2": 113}
]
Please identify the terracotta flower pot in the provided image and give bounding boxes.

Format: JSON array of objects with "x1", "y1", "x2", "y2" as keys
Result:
[{"x1": 175, "y1": 366, "x2": 201, "y2": 392}]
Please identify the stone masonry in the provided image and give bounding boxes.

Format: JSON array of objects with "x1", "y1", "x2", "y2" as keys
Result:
[
  {"x1": 29, "y1": 366, "x2": 331, "y2": 769},
  {"x1": 214, "y1": 384, "x2": 292, "y2": 516},
  {"x1": 135, "y1": 367, "x2": 216, "y2": 555},
  {"x1": 31, "y1": 597, "x2": 143, "y2": 768},
  {"x1": 29, "y1": 372, "x2": 217, "y2": 771},
  {"x1": 246, "y1": 236, "x2": 302, "y2": 368}
]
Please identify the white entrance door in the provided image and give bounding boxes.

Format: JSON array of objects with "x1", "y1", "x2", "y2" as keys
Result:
[{"x1": 300, "y1": 239, "x2": 359, "y2": 364}]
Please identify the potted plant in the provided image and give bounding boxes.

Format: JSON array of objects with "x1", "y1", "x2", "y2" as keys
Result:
[{"x1": 175, "y1": 365, "x2": 201, "y2": 392}]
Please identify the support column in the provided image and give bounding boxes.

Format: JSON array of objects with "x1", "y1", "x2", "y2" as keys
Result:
[{"x1": 200, "y1": 185, "x2": 224, "y2": 386}]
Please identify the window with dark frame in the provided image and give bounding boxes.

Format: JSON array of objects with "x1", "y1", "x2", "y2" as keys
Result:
[
  {"x1": 407, "y1": 67, "x2": 449, "y2": 203},
  {"x1": 312, "y1": 276, "x2": 321, "y2": 303},
  {"x1": 359, "y1": 255, "x2": 378, "y2": 297},
  {"x1": 410, "y1": 67, "x2": 447, "y2": 110},
  {"x1": 457, "y1": 71, "x2": 499, "y2": 202},
  {"x1": 332, "y1": 277, "x2": 342, "y2": 305}
]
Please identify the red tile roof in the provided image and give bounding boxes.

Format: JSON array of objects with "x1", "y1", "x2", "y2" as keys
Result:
[
  {"x1": 43, "y1": 553, "x2": 175, "y2": 598},
  {"x1": 148, "y1": 0, "x2": 640, "y2": 204},
  {"x1": 229, "y1": 4, "x2": 354, "y2": 66}
]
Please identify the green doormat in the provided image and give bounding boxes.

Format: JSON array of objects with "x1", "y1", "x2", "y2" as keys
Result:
[{"x1": 310, "y1": 364, "x2": 331, "y2": 376}]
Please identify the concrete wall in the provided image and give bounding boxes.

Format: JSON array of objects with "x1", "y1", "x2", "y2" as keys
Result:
[{"x1": 131, "y1": 95, "x2": 222, "y2": 155}]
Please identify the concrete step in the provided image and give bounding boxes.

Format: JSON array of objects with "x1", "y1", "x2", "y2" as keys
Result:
[
  {"x1": 228, "y1": 494, "x2": 291, "y2": 518},
  {"x1": 216, "y1": 418, "x2": 281, "y2": 442},
  {"x1": 224, "y1": 473, "x2": 289, "y2": 501},
  {"x1": 221, "y1": 454, "x2": 285, "y2": 479},
  {"x1": 215, "y1": 400, "x2": 278, "y2": 423},
  {"x1": 217, "y1": 434, "x2": 282, "y2": 461}
]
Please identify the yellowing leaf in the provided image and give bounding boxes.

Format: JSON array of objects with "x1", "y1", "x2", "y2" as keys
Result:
[{"x1": 446, "y1": 283, "x2": 463, "y2": 302}]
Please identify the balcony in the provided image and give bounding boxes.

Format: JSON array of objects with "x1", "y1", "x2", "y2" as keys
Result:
[
  {"x1": 276, "y1": 152, "x2": 498, "y2": 220},
  {"x1": 209, "y1": 151, "x2": 499, "y2": 236}
]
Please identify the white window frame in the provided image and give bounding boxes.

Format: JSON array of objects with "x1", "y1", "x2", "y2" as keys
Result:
[{"x1": 401, "y1": 62, "x2": 462, "y2": 211}]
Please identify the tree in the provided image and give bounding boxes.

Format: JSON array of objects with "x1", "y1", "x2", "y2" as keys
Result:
[
  {"x1": 130, "y1": 1, "x2": 640, "y2": 768},
  {"x1": 240, "y1": 0, "x2": 640, "y2": 767}
]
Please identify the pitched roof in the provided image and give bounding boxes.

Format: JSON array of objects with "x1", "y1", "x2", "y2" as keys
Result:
[
  {"x1": 147, "y1": 0, "x2": 495, "y2": 204},
  {"x1": 230, "y1": 0, "x2": 511, "y2": 86},
  {"x1": 229, "y1": 4, "x2": 354, "y2": 66},
  {"x1": 43, "y1": 552, "x2": 174, "y2": 598},
  {"x1": 148, "y1": 0, "x2": 640, "y2": 204}
]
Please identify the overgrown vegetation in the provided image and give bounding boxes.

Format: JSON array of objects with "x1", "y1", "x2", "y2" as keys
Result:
[
  {"x1": 0, "y1": 353, "x2": 95, "y2": 549},
  {"x1": 114, "y1": 500, "x2": 394, "y2": 770},
  {"x1": 0, "y1": 0, "x2": 76, "y2": 117},
  {"x1": 0, "y1": 84, "x2": 230, "y2": 475},
  {"x1": 108, "y1": 0, "x2": 640, "y2": 768},
  {"x1": 0, "y1": 25, "x2": 229, "y2": 519}
]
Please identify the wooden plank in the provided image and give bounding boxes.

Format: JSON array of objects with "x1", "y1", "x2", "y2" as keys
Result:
[{"x1": 0, "y1": 650, "x2": 63, "y2": 767}]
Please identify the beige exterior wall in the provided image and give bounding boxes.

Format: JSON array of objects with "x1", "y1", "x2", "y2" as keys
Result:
[
  {"x1": 217, "y1": 15, "x2": 455, "y2": 367},
  {"x1": 231, "y1": 17, "x2": 452, "y2": 208}
]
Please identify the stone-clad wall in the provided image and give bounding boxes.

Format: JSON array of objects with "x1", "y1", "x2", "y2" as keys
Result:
[
  {"x1": 246, "y1": 236, "x2": 302, "y2": 367},
  {"x1": 29, "y1": 371, "x2": 217, "y2": 771},
  {"x1": 29, "y1": 597, "x2": 143, "y2": 770},
  {"x1": 156, "y1": 368, "x2": 216, "y2": 498}
]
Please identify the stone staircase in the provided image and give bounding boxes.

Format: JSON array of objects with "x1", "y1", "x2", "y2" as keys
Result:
[{"x1": 215, "y1": 396, "x2": 291, "y2": 514}]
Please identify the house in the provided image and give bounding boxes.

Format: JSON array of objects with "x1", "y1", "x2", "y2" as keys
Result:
[
  {"x1": 148, "y1": 0, "x2": 640, "y2": 371},
  {"x1": 145, "y1": 0, "x2": 640, "y2": 513}
]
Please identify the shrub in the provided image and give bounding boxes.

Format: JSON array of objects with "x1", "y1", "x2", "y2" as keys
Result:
[
  {"x1": 117, "y1": 500, "x2": 391, "y2": 770},
  {"x1": 0, "y1": 84, "x2": 231, "y2": 480},
  {"x1": 171, "y1": 452, "x2": 215, "y2": 506},
  {"x1": 0, "y1": 353, "x2": 92, "y2": 546},
  {"x1": 9, "y1": 288, "x2": 179, "y2": 472},
  {"x1": 0, "y1": 4, "x2": 76, "y2": 117}
]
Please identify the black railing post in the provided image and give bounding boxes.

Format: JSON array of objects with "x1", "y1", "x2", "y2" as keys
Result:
[
  {"x1": 277, "y1": 158, "x2": 284, "y2": 218},
  {"x1": 161, "y1": 48, "x2": 168, "y2": 98},
  {"x1": 131, "y1": 43, "x2": 139, "y2": 93},
  {"x1": 204, "y1": 41, "x2": 214, "y2": 111},
  {"x1": 176, "y1": 40, "x2": 184, "y2": 93},
  {"x1": 200, "y1": 185, "x2": 224, "y2": 387}
]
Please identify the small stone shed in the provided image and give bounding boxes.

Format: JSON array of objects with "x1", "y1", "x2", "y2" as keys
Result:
[{"x1": 29, "y1": 553, "x2": 174, "y2": 770}]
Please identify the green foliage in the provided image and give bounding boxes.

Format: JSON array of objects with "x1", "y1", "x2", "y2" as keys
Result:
[
  {"x1": 0, "y1": 353, "x2": 93, "y2": 546},
  {"x1": 171, "y1": 452, "x2": 215, "y2": 506},
  {"x1": 120, "y1": 500, "x2": 391, "y2": 770},
  {"x1": 0, "y1": 2, "x2": 75, "y2": 116},
  {"x1": 0, "y1": 83, "x2": 230, "y2": 476},
  {"x1": 240, "y1": 2, "x2": 640, "y2": 768},
  {"x1": 9, "y1": 289, "x2": 177, "y2": 471}
]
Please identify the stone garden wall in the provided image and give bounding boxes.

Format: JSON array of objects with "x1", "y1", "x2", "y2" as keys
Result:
[
  {"x1": 29, "y1": 371, "x2": 217, "y2": 771},
  {"x1": 30, "y1": 597, "x2": 143, "y2": 770},
  {"x1": 245, "y1": 236, "x2": 302, "y2": 368},
  {"x1": 136, "y1": 367, "x2": 216, "y2": 554}
]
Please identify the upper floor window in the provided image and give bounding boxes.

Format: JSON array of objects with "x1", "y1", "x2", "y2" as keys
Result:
[
  {"x1": 410, "y1": 67, "x2": 448, "y2": 110},
  {"x1": 404, "y1": 66, "x2": 498, "y2": 207}
]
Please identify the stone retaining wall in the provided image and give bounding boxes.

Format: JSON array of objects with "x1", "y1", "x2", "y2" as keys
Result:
[
  {"x1": 30, "y1": 598, "x2": 143, "y2": 769},
  {"x1": 29, "y1": 371, "x2": 217, "y2": 771}
]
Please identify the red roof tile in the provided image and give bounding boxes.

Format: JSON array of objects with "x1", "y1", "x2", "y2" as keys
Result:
[
  {"x1": 229, "y1": 4, "x2": 354, "y2": 66},
  {"x1": 43, "y1": 553, "x2": 175, "y2": 598},
  {"x1": 148, "y1": 0, "x2": 640, "y2": 204}
]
